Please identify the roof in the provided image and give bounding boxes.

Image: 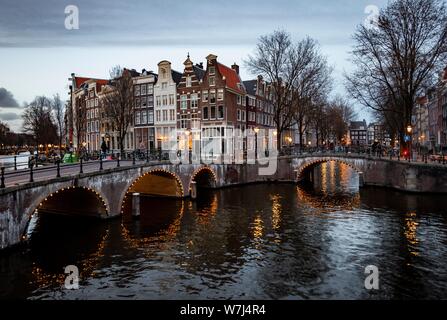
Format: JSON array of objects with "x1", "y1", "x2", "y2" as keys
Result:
[
  {"x1": 217, "y1": 63, "x2": 245, "y2": 94},
  {"x1": 172, "y1": 70, "x2": 183, "y2": 84},
  {"x1": 349, "y1": 120, "x2": 367, "y2": 130},
  {"x1": 243, "y1": 80, "x2": 257, "y2": 96},
  {"x1": 193, "y1": 65, "x2": 206, "y2": 81},
  {"x1": 74, "y1": 77, "x2": 109, "y2": 91}
]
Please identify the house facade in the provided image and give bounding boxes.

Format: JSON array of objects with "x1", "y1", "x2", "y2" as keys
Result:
[
  {"x1": 154, "y1": 60, "x2": 182, "y2": 150},
  {"x1": 133, "y1": 70, "x2": 157, "y2": 151}
]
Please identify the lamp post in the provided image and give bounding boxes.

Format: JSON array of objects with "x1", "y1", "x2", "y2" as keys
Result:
[
  {"x1": 406, "y1": 125, "x2": 412, "y2": 161},
  {"x1": 254, "y1": 127, "x2": 259, "y2": 160},
  {"x1": 185, "y1": 129, "x2": 191, "y2": 163}
]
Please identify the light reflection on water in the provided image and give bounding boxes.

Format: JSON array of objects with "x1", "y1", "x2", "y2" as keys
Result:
[{"x1": 1, "y1": 162, "x2": 447, "y2": 299}]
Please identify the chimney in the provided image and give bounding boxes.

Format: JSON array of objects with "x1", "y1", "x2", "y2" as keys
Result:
[
  {"x1": 195, "y1": 62, "x2": 204, "y2": 69},
  {"x1": 231, "y1": 63, "x2": 239, "y2": 75}
]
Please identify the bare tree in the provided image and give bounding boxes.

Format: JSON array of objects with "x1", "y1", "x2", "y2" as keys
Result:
[
  {"x1": 246, "y1": 31, "x2": 322, "y2": 149},
  {"x1": 22, "y1": 96, "x2": 58, "y2": 148},
  {"x1": 290, "y1": 39, "x2": 333, "y2": 149},
  {"x1": 102, "y1": 66, "x2": 135, "y2": 155},
  {"x1": 51, "y1": 94, "x2": 65, "y2": 154},
  {"x1": 345, "y1": 0, "x2": 447, "y2": 153},
  {"x1": 327, "y1": 96, "x2": 357, "y2": 144}
]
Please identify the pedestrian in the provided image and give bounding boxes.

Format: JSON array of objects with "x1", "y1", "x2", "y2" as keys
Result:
[{"x1": 101, "y1": 137, "x2": 107, "y2": 159}]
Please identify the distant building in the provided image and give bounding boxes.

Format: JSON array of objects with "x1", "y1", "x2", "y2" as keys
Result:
[
  {"x1": 349, "y1": 120, "x2": 368, "y2": 146},
  {"x1": 412, "y1": 96, "x2": 430, "y2": 149},
  {"x1": 367, "y1": 122, "x2": 390, "y2": 146}
]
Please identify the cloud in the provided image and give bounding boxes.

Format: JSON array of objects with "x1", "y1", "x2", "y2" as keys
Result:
[
  {"x1": 0, "y1": 112, "x2": 20, "y2": 121},
  {"x1": 0, "y1": 88, "x2": 19, "y2": 108}
]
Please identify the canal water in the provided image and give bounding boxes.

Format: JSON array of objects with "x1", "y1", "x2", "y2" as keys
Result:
[{"x1": 1, "y1": 161, "x2": 447, "y2": 299}]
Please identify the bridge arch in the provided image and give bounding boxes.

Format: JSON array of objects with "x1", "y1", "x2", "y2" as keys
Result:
[
  {"x1": 296, "y1": 157, "x2": 362, "y2": 181},
  {"x1": 120, "y1": 169, "x2": 185, "y2": 214},
  {"x1": 188, "y1": 166, "x2": 217, "y2": 195}
]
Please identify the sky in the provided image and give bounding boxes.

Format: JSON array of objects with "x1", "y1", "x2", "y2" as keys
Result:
[{"x1": 0, "y1": 0, "x2": 388, "y2": 132}]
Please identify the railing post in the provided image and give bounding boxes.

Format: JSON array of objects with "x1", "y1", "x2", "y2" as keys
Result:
[
  {"x1": 132, "y1": 151, "x2": 136, "y2": 166},
  {"x1": 80, "y1": 158, "x2": 83, "y2": 174},
  {"x1": 29, "y1": 163, "x2": 34, "y2": 183},
  {"x1": 117, "y1": 153, "x2": 120, "y2": 168},
  {"x1": 14, "y1": 156, "x2": 17, "y2": 171},
  {"x1": 56, "y1": 160, "x2": 61, "y2": 178},
  {"x1": 1, "y1": 167, "x2": 5, "y2": 188},
  {"x1": 99, "y1": 155, "x2": 103, "y2": 171},
  {"x1": 146, "y1": 149, "x2": 149, "y2": 163}
]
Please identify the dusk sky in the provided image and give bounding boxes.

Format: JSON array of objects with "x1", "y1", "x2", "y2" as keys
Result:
[{"x1": 0, "y1": 0, "x2": 388, "y2": 131}]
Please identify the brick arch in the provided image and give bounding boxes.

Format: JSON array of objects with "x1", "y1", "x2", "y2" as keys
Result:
[
  {"x1": 22, "y1": 185, "x2": 110, "y2": 241},
  {"x1": 296, "y1": 157, "x2": 362, "y2": 180},
  {"x1": 119, "y1": 168, "x2": 185, "y2": 214},
  {"x1": 188, "y1": 166, "x2": 218, "y2": 194}
]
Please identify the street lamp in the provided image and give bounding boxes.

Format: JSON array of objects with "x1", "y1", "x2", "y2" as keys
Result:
[
  {"x1": 406, "y1": 125, "x2": 412, "y2": 161},
  {"x1": 254, "y1": 127, "x2": 260, "y2": 159}
]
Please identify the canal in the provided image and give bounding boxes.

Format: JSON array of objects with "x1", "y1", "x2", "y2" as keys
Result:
[{"x1": 1, "y1": 161, "x2": 447, "y2": 299}]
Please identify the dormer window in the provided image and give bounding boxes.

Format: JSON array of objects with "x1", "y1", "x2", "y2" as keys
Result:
[
  {"x1": 209, "y1": 76, "x2": 215, "y2": 86},
  {"x1": 209, "y1": 66, "x2": 215, "y2": 75}
]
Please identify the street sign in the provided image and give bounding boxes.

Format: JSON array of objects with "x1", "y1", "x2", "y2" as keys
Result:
[{"x1": 404, "y1": 135, "x2": 411, "y2": 142}]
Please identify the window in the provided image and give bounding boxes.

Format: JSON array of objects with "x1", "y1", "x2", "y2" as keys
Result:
[
  {"x1": 148, "y1": 84, "x2": 154, "y2": 94},
  {"x1": 95, "y1": 98, "x2": 99, "y2": 106},
  {"x1": 135, "y1": 98, "x2": 140, "y2": 108},
  {"x1": 135, "y1": 85, "x2": 140, "y2": 96},
  {"x1": 147, "y1": 95, "x2": 154, "y2": 106},
  {"x1": 87, "y1": 122, "x2": 91, "y2": 132},
  {"x1": 141, "y1": 84, "x2": 147, "y2": 95},
  {"x1": 135, "y1": 112, "x2": 141, "y2": 125},
  {"x1": 87, "y1": 109, "x2": 90, "y2": 119},
  {"x1": 89, "y1": 91, "x2": 94, "y2": 98},
  {"x1": 191, "y1": 93, "x2": 198, "y2": 108},
  {"x1": 217, "y1": 89, "x2": 224, "y2": 100},
  {"x1": 180, "y1": 95, "x2": 187, "y2": 109},
  {"x1": 242, "y1": 96, "x2": 246, "y2": 106},
  {"x1": 209, "y1": 76, "x2": 215, "y2": 86},
  {"x1": 209, "y1": 66, "x2": 215, "y2": 75},
  {"x1": 162, "y1": 110, "x2": 168, "y2": 121},
  {"x1": 95, "y1": 120, "x2": 99, "y2": 132},
  {"x1": 169, "y1": 109, "x2": 175, "y2": 121},
  {"x1": 156, "y1": 96, "x2": 161, "y2": 106},
  {"x1": 237, "y1": 110, "x2": 241, "y2": 121},
  {"x1": 95, "y1": 108, "x2": 99, "y2": 118},
  {"x1": 202, "y1": 90, "x2": 208, "y2": 102},
  {"x1": 186, "y1": 76, "x2": 192, "y2": 87},
  {"x1": 141, "y1": 96, "x2": 147, "y2": 107},
  {"x1": 242, "y1": 110, "x2": 246, "y2": 122},
  {"x1": 162, "y1": 95, "x2": 167, "y2": 106},
  {"x1": 148, "y1": 110, "x2": 154, "y2": 123},
  {"x1": 237, "y1": 95, "x2": 242, "y2": 105},
  {"x1": 203, "y1": 107, "x2": 209, "y2": 120},
  {"x1": 141, "y1": 111, "x2": 147, "y2": 124},
  {"x1": 210, "y1": 91, "x2": 216, "y2": 104},
  {"x1": 210, "y1": 106, "x2": 216, "y2": 119},
  {"x1": 218, "y1": 106, "x2": 224, "y2": 119},
  {"x1": 156, "y1": 110, "x2": 161, "y2": 122},
  {"x1": 162, "y1": 82, "x2": 167, "y2": 89},
  {"x1": 180, "y1": 114, "x2": 188, "y2": 129},
  {"x1": 169, "y1": 94, "x2": 175, "y2": 105}
]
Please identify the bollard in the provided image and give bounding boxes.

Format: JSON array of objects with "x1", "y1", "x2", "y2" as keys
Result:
[
  {"x1": 132, "y1": 193, "x2": 140, "y2": 217},
  {"x1": 80, "y1": 158, "x2": 83, "y2": 174},
  {"x1": 29, "y1": 163, "x2": 34, "y2": 183},
  {"x1": 14, "y1": 156, "x2": 17, "y2": 171},
  {"x1": 56, "y1": 160, "x2": 61, "y2": 178},
  {"x1": 146, "y1": 150, "x2": 149, "y2": 163},
  {"x1": 358, "y1": 171, "x2": 364, "y2": 187},
  {"x1": 132, "y1": 151, "x2": 136, "y2": 166},
  {"x1": 117, "y1": 153, "x2": 120, "y2": 167},
  {"x1": 190, "y1": 181, "x2": 197, "y2": 200},
  {"x1": 99, "y1": 156, "x2": 103, "y2": 171},
  {"x1": 1, "y1": 167, "x2": 5, "y2": 188}
]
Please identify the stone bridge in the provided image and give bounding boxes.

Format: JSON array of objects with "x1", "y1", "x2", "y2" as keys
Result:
[{"x1": 1, "y1": 154, "x2": 446, "y2": 250}]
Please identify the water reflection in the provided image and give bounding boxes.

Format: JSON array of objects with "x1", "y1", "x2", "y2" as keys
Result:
[{"x1": 1, "y1": 162, "x2": 447, "y2": 299}]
